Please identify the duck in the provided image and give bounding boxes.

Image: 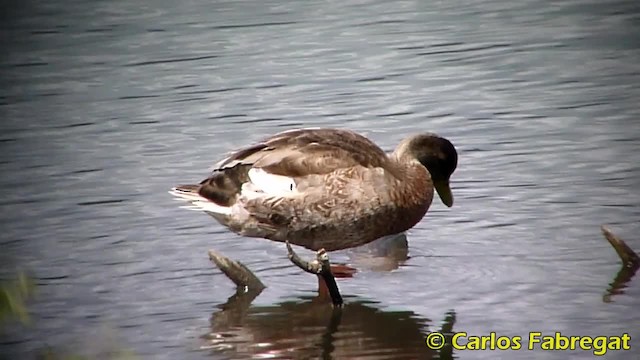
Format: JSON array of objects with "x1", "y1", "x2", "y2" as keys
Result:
[{"x1": 170, "y1": 128, "x2": 458, "y2": 252}]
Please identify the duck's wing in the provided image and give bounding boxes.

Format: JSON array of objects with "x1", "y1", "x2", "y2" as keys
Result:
[
  {"x1": 173, "y1": 128, "x2": 392, "y2": 208},
  {"x1": 212, "y1": 128, "x2": 391, "y2": 177}
]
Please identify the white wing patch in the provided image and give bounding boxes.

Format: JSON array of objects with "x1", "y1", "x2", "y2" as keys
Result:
[
  {"x1": 170, "y1": 166, "x2": 297, "y2": 217},
  {"x1": 247, "y1": 168, "x2": 297, "y2": 195},
  {"x1": 182, "y1": 200, "x2": 233, "y2": 215}
]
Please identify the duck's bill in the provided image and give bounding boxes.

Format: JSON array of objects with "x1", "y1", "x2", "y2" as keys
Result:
[{"x1": 434, "y1": 180, "x2": 454, "y2": 207}]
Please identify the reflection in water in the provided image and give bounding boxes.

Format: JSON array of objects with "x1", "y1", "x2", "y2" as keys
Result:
[
  {"x1": 346, "y1": 233, "x2": 409, "y2": 272},
  {"x1": 204, "y1": 291, "x2": 455, "y2": 360},
  {"x1": 604, "y1": 264, "x2": 639, "y2": 303},
  {"x1": 203, "y1": 233, "x2": 454, "y2": 359}
]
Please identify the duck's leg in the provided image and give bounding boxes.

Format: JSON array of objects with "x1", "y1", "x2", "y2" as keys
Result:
[{"x1": 286, "y1": 241, "x2": 344, "y2": 306}]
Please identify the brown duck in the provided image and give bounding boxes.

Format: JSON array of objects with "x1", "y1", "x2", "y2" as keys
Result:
[{"x1": 170, "y1": 128, "x2": 458, "y2": 252}]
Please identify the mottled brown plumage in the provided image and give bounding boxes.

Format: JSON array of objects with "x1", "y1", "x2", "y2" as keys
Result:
[{"x1": 170, "y1": 128, "x2": 457, "y2": 251}]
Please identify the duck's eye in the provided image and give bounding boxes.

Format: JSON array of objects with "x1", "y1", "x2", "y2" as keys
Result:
[{"x1": 290, "y1": 183, "x2": 294, "y2": 191}]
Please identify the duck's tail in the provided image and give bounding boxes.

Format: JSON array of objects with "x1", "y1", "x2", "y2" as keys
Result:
[
  {"x1": 170, "y1": 164, "x2": 253, "y2": 216},
  {"x1": 169, "y1": 184, "x2": 233, "y2": 215}
]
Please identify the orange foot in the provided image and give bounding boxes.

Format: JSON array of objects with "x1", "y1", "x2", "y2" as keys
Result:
[{"x1": 330, "y1": 263, "x2": 357, "y2": 278}]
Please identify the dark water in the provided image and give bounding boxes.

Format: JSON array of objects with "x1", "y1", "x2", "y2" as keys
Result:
[{"x1": 1, "y1": 0, "x2": 639, "y2": 359}]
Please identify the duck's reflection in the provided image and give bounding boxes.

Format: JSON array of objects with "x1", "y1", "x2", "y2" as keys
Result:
[
  {"x1": 203, "y1": 233, "x2": 455, "y2": 359},
  {"x1": 344, "y1": 232, "x2": 409, "y2": 272},
  {"x1": 204, "y1": 292, "x2": 455, "y2": 359}
]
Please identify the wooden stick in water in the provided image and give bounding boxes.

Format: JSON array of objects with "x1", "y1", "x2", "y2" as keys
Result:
[
  {"x1": 601, "y1": 225, "x2": 640, "y2": 268},
  {"x1": 208, "y1": 249, "x2": 266, "y2": 292},
  {"x1": 601, "y1": 225, "x2": 639, "y2": 303}
]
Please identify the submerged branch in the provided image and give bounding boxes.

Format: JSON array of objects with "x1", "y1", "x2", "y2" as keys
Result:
[
  {"x1": 601, "y1": 225, "x2": 640, "y2": 268},
  {"x1": 601, "y1": 225, "x2": 639, "y2": 303},
  {"x1": 208, "y1": 250, "x2": 266, "y2": 292},
  {"x1": 207, "y1": 243, "x2": 345, "y2": 307}
]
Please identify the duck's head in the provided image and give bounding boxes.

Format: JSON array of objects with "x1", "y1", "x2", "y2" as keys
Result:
[{"x1": 394, "y1": 133, "x2": 458, "y2": 207}]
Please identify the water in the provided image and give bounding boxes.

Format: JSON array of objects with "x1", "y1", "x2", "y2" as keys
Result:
[{"x1": 1, "y1": 0, "x2": 639, "y2": 359}]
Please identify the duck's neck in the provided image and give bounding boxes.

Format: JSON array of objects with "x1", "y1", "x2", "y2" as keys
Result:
[
  {"x1": 391, "y1": 138, "x2": 421, "y2": 165},
  {"x1": 385, "y1": 162, "x2": 434, "y2": 234}
]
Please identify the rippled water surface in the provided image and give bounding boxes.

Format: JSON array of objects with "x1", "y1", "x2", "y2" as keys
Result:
[{"x1": 1, "y1": 0, "x2": 639, "y2": 359}]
